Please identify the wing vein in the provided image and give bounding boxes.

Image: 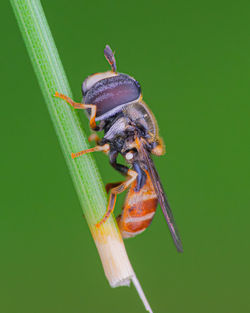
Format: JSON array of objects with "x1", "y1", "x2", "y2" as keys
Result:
[{"x1": 140, "y1": 143, "x2": 183, "y2": 252}]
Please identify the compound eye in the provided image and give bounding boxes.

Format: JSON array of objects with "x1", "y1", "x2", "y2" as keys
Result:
[
  {"x1": 83, "y1": 74, "x2": 141, "y2": 120},
  {"x1": 82, "y1": 71, "x2": 117, "y2": 96},
  {"x1": 134, "y1": 80, "x2": 141, "y2": 89}
]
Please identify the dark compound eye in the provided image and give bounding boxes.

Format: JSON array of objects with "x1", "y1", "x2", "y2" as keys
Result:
[
  {"x1": 134, "y1": 80, "x2": 141, "y2": 89},
  {"x1": 82, "y1": 71, "x2": 118, "y2": 96},
  {"x1": 83, "y1": 74, "x2": 141, "y2": 119}
]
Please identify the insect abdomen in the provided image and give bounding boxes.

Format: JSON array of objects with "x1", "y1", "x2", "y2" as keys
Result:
[{"x1": 117, "y1": 172, "x2": 158, "y2": 238}]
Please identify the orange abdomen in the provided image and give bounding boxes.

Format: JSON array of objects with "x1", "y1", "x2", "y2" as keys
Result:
[{"x1": 117, "y1": 171, "x2": 158, "y2": 238}]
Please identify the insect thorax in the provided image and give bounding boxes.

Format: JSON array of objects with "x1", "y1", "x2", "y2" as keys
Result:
[
  {"x1": 122, "y1": 101, "x2": 158, "y2": 139},
  {"x1": 101, "y1": 101, "x2": 158, "y2": 154}
]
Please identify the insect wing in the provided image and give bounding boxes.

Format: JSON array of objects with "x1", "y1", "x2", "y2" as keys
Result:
[{"x1": 141, "y1": 145, "x2": 183, "y2": 252}]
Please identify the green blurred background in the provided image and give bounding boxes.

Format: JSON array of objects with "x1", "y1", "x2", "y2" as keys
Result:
[{"x1": 1, "y1": 1, "x2": 250, "y2": 312}]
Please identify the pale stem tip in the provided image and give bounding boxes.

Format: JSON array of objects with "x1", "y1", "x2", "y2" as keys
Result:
[{"x1": 132, "y1": 274, "x2": 153, "y2": 313}]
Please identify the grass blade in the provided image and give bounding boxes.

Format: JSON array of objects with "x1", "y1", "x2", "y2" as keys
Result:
[{"x1": 10, "y1": 0, "x2": 153, "y2": 311}]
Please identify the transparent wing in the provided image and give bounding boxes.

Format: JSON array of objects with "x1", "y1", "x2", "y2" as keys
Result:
[{"x1": 140, "y1": 144, "x2": 183, "y2": 252}]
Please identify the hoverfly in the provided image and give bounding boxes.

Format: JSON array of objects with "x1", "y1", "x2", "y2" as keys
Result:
[{"x1": 55, "y1": 45, "x2": 183, "y2": 252}]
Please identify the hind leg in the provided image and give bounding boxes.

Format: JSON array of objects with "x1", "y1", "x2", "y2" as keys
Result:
[
  {"x1": 95, "y1": 170, "x2": 137, "y2": 227},
  {"x1": 105, "y1": 182, "x2": 123, "y2": 194}
]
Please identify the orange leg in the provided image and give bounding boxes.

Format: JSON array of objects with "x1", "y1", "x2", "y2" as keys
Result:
[
  {"x1": 95, "y1": 169, "x2": 138, "y2": 228},
  {"x1": 54, "y1": 91, "x2": 97, "y2": 130},
  {"x1": 88, "y1": 133, "x2": 101, "y2": 145},
  {"x1": 71, "y1": 143, "x2": 110, "y2": 159},
  {"x1": 105, "y1": 182, "x2": 123, "y2": 194}
]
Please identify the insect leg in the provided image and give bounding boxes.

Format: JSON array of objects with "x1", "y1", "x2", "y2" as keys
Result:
[
  {"x1": 109, "y1": 150, "x2": 129, "y2": 176},
  {"x1": 71, "y1": 144, "x2": 110, "y2": 159},
  {"x1": 133, "y1": 161, "x2": 147, "y2": 191},
  {"x1": 95, "y1": 169, "x2": 137, "y2": 227},
  {"x1": 88, "y1": 133, "x2": 101, "y2": 145},
  {"x1": 105, "y1": 182, "x2": 123, "y2": 194},
  {"x1": 54, "y1": 91, "x2": 98, "y2": 130}
]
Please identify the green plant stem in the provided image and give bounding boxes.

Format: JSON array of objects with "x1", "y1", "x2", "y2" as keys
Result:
[{"x1": 10, "y1": 0, "x2": 153, "y2": 312}]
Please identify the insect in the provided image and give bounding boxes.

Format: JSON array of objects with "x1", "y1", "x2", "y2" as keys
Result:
[{"x1": 55, "y1": 45, "x2": 183, "y2": 252}]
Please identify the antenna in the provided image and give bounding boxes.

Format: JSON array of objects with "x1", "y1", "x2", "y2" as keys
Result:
[{"x1": 104, "y1": 45, "x2": 117, "y2": 72}]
